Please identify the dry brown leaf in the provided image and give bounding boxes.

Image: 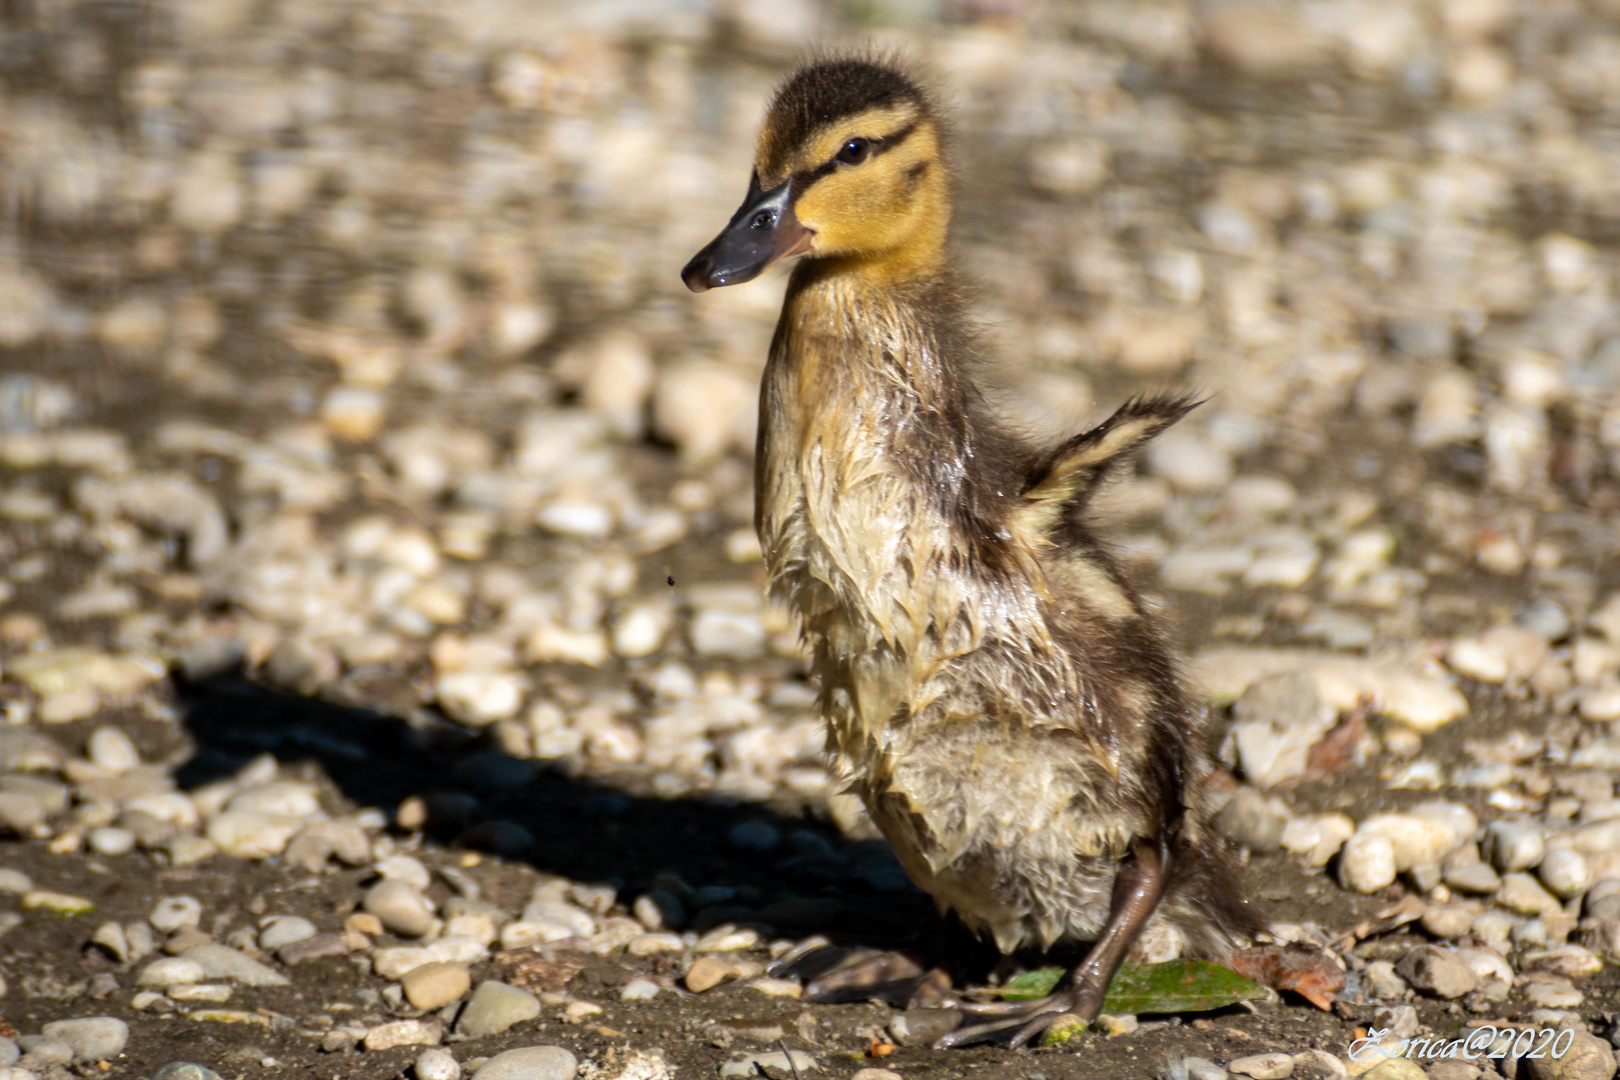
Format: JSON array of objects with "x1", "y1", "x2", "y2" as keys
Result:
[{"x1": 1226, "y1": 946, "x2": 1345, "y2": 1010}]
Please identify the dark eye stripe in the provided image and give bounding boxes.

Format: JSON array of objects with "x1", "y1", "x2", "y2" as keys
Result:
[{"x1": 790, "y1": 118, "x2": 922, "y2": 191}]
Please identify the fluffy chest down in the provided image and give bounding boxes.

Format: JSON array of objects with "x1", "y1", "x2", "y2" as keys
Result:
[{"x1": 754, "y1": 276, "x2": 1167, "y2": 952}]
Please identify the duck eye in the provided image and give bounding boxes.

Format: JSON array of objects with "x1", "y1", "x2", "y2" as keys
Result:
[
  {"x1": 750, "y1": 209, "x2": 777, "y2": 230},
  {"x1": 836, "y1": 138, "x2": 871, "y2": 165}
]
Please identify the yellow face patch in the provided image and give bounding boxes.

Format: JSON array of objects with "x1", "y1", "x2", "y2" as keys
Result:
[
  {"x1": 757, "y1": 104, "x2": 921, "y2": 186},
  {"x1": 753, "y1": 104, "x2": 950, "y2": 276}
]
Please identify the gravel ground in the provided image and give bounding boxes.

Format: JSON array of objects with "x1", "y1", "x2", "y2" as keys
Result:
[{"x1": 3, "y1": 0, "x2": 1620, "y2": 1079}]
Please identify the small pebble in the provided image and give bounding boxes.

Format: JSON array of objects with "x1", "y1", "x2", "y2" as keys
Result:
[
  {"x1": 402, "y1": 962, "x2": 472, "y2": 1011},
  {"x1": 1337, "y1": 832, "x2": 1397, "y2": 893},
  {"x1": 365, "y1": 879, "x2": 436, "y2": 938},
  {"x1": 86, "y1": 726, "x2": 140, "y2": 772},
  {"x1": 457, "y1": 981, "x2": 541, "y2": 1038},
  {"x1": 416, "y1": 1048, "x2": 461, "y2": 1080},
  {"x1": 1396, "y1": 945, "x2": 1478, "y2": 999},
  {"x1": 180, "y1": 943, "x2": 290, "y2": 987},
  {"x1": 619, "y1": 977, "x2": 660, "y2": 1001},
  {"x1": 1290, "y1": 1049, "x2": 1346, "y2": 1080},
  {"x1": 889, "y1": 1009, "x2": 961, "y2": 1047},
  {"x1": 205, "y1": 810, "x2": 302, "y2": 859},
  {"x1": 279, "y1": 932, "x2": 353, "y2": 965},
  {"x1": 719, "y1": 1052, "x2": 818, "y2": 1079},
  {"x1": 148, "y1": 1065, "x2": 225, "y2": 1080},
  {"x1": 1483, "y1": 820, "x2": 1545, "y2": 872},
  {"x1": 685, "y1": 955, "x2": 763, "y2": 992},
  {"x1": 364, "y1": 1019, "x2": 442, "y2": 1051},
  {"x1": 1497, "y1": 873, "x2": 1564, "y2": 916},
  {"x1": 257, "y1": 915, "x2": 317, "y2": 952},
  {"x1": 1228, "y1": 1053, "x2": 1293, "y2": 1080},
  {"x1": 137, "y1": 957, "x2": 207, "y2": 987},
  {"x1": 39, "y1": 1017, "x2": 128, "y2": 1062},
  {"x1": 471, "y1": 1045, "x2": 578, "y2": 1080},
  {"x1": 22, "y1": 889, "x2": 95, "y2": 914},
  {"x1": 87, "y1": 826, "x2": 136, "y2": 856}
]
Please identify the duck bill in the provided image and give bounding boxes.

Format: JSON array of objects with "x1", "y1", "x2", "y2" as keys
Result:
[{"x1": 681, "y1": 177, "x2": 812, "y2": 292}]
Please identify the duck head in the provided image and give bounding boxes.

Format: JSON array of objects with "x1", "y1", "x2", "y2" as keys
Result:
[{"x1": 682, "y1": 57, "x2": 951, "y2": 292}]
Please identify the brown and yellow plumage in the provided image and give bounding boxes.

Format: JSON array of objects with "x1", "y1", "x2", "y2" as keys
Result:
[{"x1": 683, "y1": 55, "x2": 1262, "y2": 1047}]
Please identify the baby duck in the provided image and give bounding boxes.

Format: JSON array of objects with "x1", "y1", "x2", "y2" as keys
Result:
[{"x1": 682, "y1": 56, "x2": 1262, "y2": 1048}]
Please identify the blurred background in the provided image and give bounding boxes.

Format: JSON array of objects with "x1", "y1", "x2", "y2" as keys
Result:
[
  {"x1": 1, "y1": 0, "x2": 1619, "y2": 831},
  {"x1": 5, "y1": 0, "x2": 1620, "y2": 1072}
]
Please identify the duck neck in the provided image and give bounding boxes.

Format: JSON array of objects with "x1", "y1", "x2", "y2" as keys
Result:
[
  {"x1": 814, "y1": 212, "x2": 951, "y2": 292},
  {"x1": 781, "y1": 248, "x2": 965, "y2": 416}
]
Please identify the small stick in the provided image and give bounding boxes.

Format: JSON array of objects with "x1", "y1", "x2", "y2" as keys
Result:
[{"x1": 778, "y1": 1038, "x2": 803, "y2": 1080}]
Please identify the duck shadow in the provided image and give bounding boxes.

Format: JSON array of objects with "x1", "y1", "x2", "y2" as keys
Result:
[{"x1": 172, "y1": 667, "x2": 932, "y2": 946}]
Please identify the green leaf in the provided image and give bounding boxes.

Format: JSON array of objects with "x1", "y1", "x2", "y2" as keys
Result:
[
  {"x1": 998, "y1": 967, "x2": 1065, "y2": 1001},
  {"x1": 1102, "y1": 959, "x2": 1267, "y2": 1015},
  {"x1": 995, "y1": 960, "x2": 1267, "y2": 1015}
]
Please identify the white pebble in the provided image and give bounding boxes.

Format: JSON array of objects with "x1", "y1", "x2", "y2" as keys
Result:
[
  {"x1": 258, "y1": 915, "x2": 318, "y2": 952},
  {"x1": 87, "y1": 827, "x2": 136, "y2": 856},
  {"x1": 364, "y1": 879, "x2": 436, "y2": 938},
  {"x1": 1539, "y1": 848, "x2": 1592, "y2": 898},
  {"x1": 1337, "y1": 832, "x2": 1397, "y2": 893},
  {"x1": 612, "y1": 602, "x2": 673, "y2": 659},
  {"x1": 136, "y1": 957, "x2": 207, "y2": 987},
  {"x1": 149, "y1": 895, "x2": 203, "y2": 932},
  {"x1": 1580, "y1": 685, "x2": 1620, "y2": 722},
  {"x1": 1483, "y1": 820, "x2": 1545, "y2": 872},
  {"x1": 225, "y1": 780, "x2": 321, "y2": 819},
  {"x1": 374, "y1": 854, "x2": 432, "y2": 892},
  {"x1": 436, "y1": 671, "x2": 525, "y2": 727},
  {"x1": 619, "y1": 977, "x2": 660, "y2": 1001},
  {"x1": 415, "y1": 1048, "x2": 461, "y2": 1080},
  {"x1": 1356, "y1": 813, "x2": 1459, "y2": 871},
  {"x1": 85, "y1": 726, "x2": 140, "y2": 773},
  {"x1": 206, "y1": 810, "x2": 302, "y2": 859}
]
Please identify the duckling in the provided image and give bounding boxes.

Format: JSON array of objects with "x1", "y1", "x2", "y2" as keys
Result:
[{"x1": 682, "y1": 56, "x2": 1262, "y2": 1048}]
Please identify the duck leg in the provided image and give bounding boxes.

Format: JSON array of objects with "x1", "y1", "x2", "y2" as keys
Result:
[{"x1": 934, "y1": 836, "x2": 1171, "y2": 1049}]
